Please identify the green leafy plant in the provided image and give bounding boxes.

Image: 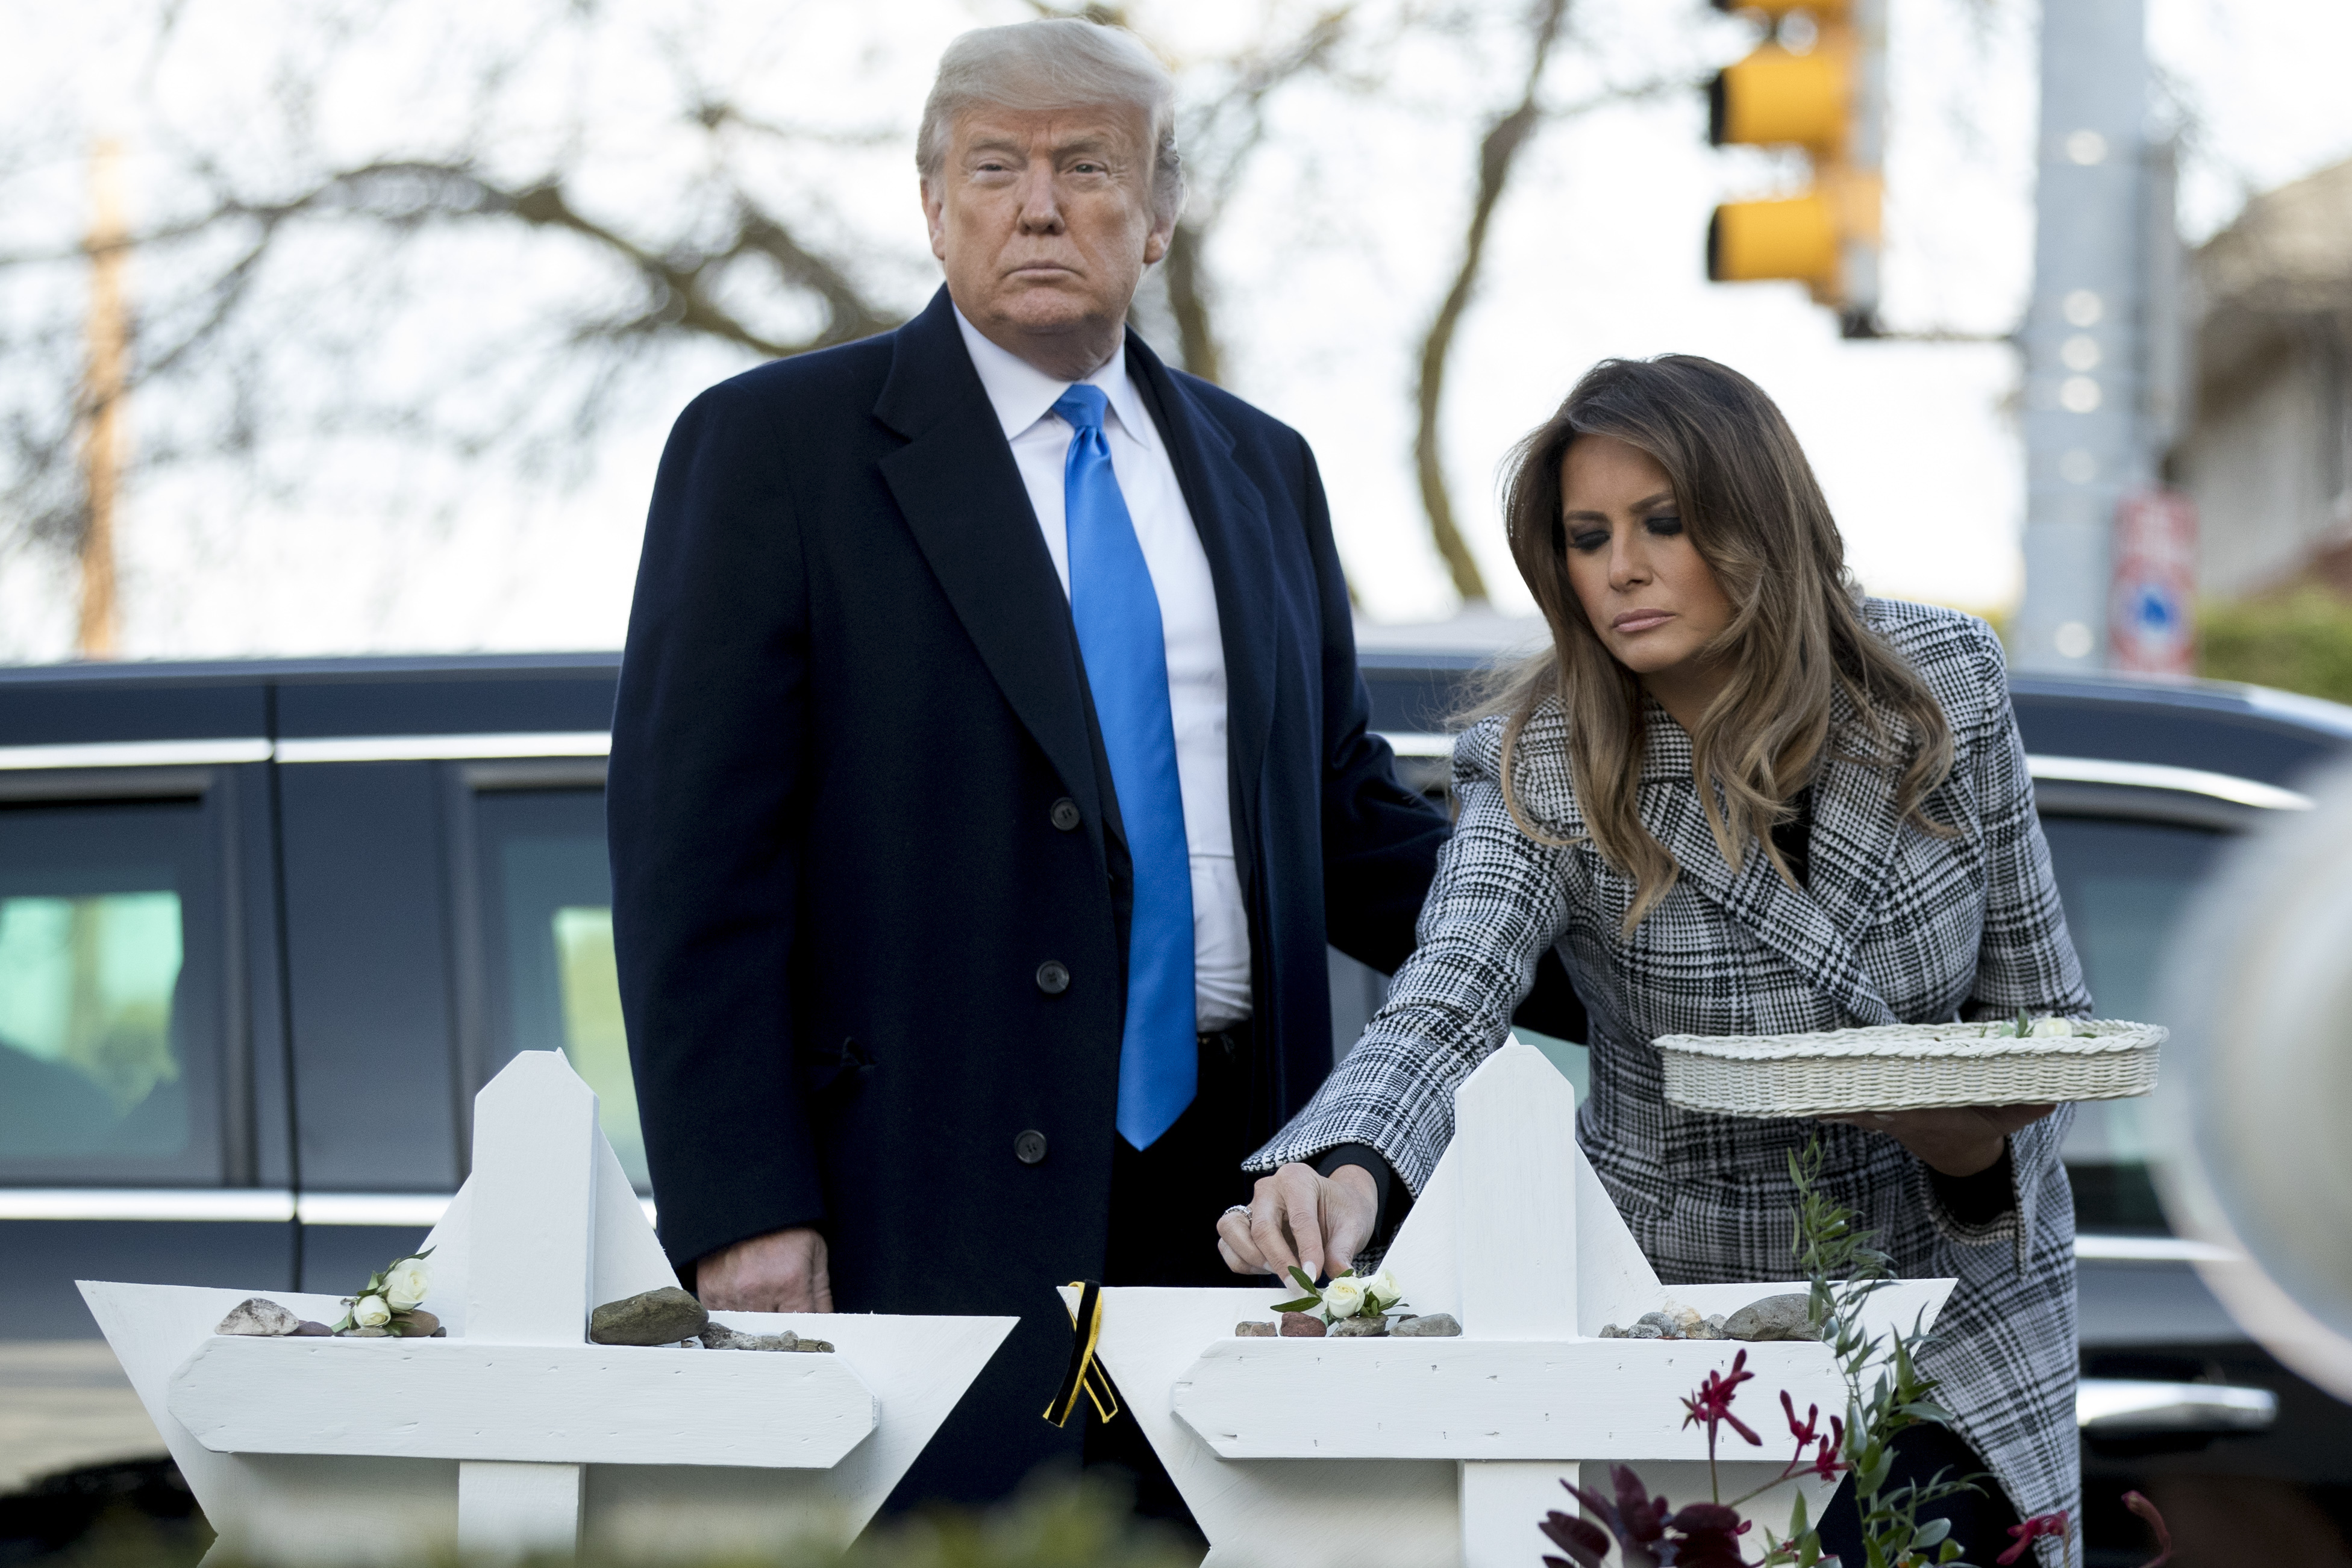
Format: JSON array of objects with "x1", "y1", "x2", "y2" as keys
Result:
[
  {"x1": 1544, "y1": 1137, "x2": 1992, "y2": 1566},
  {"x1": 2199, "y1": 589, "x2": 2352, "y2": 706},
  {"x1": 1777, "y1": 1139, "x2": 1973, "y2": 1567}
]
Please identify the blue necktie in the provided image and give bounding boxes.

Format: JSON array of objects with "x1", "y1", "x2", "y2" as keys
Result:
[{"x1": 1054, "y1": 384, "x2": 1196, "y2": 1150}]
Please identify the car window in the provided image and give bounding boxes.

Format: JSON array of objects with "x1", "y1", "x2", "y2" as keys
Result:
[
  {"x1": 2038, "y1": 812, "x2": 2227, "y2": 1232},
  {"x1": 0, "y1": 797, "x2": 224, "y2": 1182},
  {"x1": 472, "y1": 789, "x2": 646, "y2": 1191}
]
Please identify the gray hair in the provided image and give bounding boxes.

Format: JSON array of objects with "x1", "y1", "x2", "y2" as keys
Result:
[{"x1": 917, "y1": 19, "x2": 1184, "y2": 227}]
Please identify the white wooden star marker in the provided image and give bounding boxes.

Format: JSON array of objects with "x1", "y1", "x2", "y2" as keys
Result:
[
  {"x1": 82, "y1": 1051, "x2": 1015, "y2": 1564},
  {"x1": 1071, "y1": 1042, "x2": 1956, "y2": 1568}
]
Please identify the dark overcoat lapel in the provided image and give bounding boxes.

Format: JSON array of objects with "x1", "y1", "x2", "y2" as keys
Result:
[
  {"x1": 1124, "y1": 336, "x2": 1278, "y2": 907},
  {"x1": 872, "y1": 296, "x2": 1118, "y2": 866}
]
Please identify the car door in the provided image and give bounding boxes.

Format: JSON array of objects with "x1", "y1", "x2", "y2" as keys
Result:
[
  {"x1": 2035, "y1": 761, "x2": 2352, "y2": 1553},
  {"x1": 0, "y1": 737, "x2": 294, "y2": 1334}
]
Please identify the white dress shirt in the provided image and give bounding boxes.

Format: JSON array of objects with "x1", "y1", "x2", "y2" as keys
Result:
[{"x1": 954, "y1": 307, "x2": 1252, "y2": 1029}]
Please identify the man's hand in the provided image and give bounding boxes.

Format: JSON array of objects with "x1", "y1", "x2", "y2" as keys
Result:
[
  {"x1": 1820, "y1": 1104, "x2": 2056, "y2": 1177},
  {"x1": 1217, "y1": 1162, "x2": 1377, "y2": 1282},
  {"x1": 695, "y1": 1226, "x2": 834, "y2": 1313}
]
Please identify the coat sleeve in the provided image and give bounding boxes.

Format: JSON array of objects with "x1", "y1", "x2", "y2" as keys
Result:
[
  {"x1": 1947, "y1": 619, "x2": 2093, "y2": 1254},
  {"x1": 608, "y1": 381, "x2": 827, "y2": 1272},
  {"x1": 1252, "y1": 718, "x2": 1576, "y2": 1192}
]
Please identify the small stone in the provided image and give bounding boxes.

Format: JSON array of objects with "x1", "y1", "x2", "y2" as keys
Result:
[
  {"x1": 429, "y1": 1328, "x2": 447, "y2": 1338},
  {"x1": 347, "y1": 1326, "x2": 391, "y2": 1338},
  {"x1": 394, "y1": 1310, "x2": 440, "y2": 1338},
  {"x1": 1278, "y1": 1312, "x2": 1327, "y2": 1338},
  {"x1": 590, "y1": 1286, "x2": 710, "y2": 1346},
  {"x1": 792, "y1": 1338, "x2": 835, "y2": 1354},
  {"x1": 216, "y1": 1298, "x2": 301, "y2": 1337},
  {"x1": 1598, "y1": 1323, "x2": 1624, "y2": 1338},
  {"x1": 1703, "y1": 1314, "x2": 1729, "y2": 1338},
  {"x1": 1627, "y1": 1322, "x2": 1663, "y2": 1339},
  {"x1": 700, "y1": 1320, "x2": 799, "y2": 1351},
  {"x1": 1331, "y1": 1314, "x2": 1388, "y2": 1337},
  {"x1": 1668, "y1": 1304, "x2": 1704, "y2": 1333},
  {"x1": 1391, "y1": 1313, "x2": 1460, "y2": 1338},
  {"x1": 1634, "y1": 1310, "x2": 1675, "y2": 1333},
  {"x1": 1724, "y1": 1293, "x2": 1815, "y2": 1343},
  {"x1": 1234, "y1": 1320, "x2": 1277, "y2": 1337},
  {"x1": 293, "y1": 1320, "x2": 334, "y2": 1337}
]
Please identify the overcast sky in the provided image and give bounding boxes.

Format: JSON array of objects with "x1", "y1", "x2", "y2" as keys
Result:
[{"x1": 4, "y1": 0, "x2": 2352, "y2": 661}]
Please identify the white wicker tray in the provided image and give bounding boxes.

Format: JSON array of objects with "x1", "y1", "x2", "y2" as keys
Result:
[{"x1": 1654, "y1": 1019, "x2": 2166, "y2": 1119}]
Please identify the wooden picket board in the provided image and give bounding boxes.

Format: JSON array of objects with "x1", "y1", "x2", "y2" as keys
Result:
[
  {"x1": 169, "y1": 1335, "x2": 876, "y2": 1467},
  {"x1": 1174, "y1": 1338, "x2": 1850, "y2": 1460}
]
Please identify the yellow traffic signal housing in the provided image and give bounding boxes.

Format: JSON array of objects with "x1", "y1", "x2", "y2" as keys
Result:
[
  {"x1": 1703, "y1": 0, "x2": 1886, "y2": 332},
  {"x1": 1709, "y1": 193, "x2": 1836, "y2": 294},
  {"x1": 1710, "y1": 43, "x2": 1851, "y2": 160},
  {"x1": 1707, "y1": 169, "x2": 1881, "y2": 304},
  {"x1": 1715, "y1": 0, "x2": 1850, "y2": 17}
]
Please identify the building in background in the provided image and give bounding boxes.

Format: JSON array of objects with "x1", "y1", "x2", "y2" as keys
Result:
[{"x1": 2172, "y1": 158, "x2": 2352, "y2": 600}]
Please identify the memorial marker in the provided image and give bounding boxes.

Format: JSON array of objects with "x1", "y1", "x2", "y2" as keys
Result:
[
  {"x1": 83, "y1": 1052, "x2": 1015, "y2": 1563},
  {"x1": 1074, "y1": 1043, "x2": 1956, "y2": 1568}
]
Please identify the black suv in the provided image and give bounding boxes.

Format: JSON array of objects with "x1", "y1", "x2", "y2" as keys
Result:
[{"x1": 2, "y1": 645, "x2": 2348, "y2": 1563}]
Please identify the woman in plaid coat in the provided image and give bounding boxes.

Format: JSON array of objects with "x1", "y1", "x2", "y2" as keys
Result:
[{"x1": 1218, "y1": 356, "x2": 2089, "y2": 1563}]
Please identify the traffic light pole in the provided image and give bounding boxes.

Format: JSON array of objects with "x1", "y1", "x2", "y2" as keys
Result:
[{"x1": 2013, "y1": 0, "x2": 2154, "y2": 672}]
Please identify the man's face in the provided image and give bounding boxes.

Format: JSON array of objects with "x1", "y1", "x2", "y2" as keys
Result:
[{"x1": 924, "y1": 102, "x2": 1172, "y2": 377}]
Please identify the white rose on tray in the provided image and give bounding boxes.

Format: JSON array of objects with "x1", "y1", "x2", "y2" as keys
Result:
[
  {"x1": 351, "y1": 1295, "x2": 393, "y2": 1328},
  {"x1": 1368, "y1": 1269, "x2": 1404, "y2": 1310},
  {"x1": 2030, "y1": 1014, "x2": 2077, "y2": 1038},
  {"x1": 383, "y1": 1255, "x2": 431, "y2": 1310},
  {"x1": 1321, "y1": 1276, "x2": 1368, "y2": 1319}
]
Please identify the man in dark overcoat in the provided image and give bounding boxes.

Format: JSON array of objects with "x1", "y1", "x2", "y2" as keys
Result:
[{"x1": 607, "y1": 16, "x2": 1580, "y2": 1511}]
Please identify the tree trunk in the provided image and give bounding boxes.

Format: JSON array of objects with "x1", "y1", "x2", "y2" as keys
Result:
[
  {"x1": 80, "y1": 137, "x2": 128, "y2": 660},
  {"x1": 1411, "y1": 0, "x2": 1571, "y2": 607},
  {"x1": 1162, "y1": 220, "x2": 1222, "y2": 384}
]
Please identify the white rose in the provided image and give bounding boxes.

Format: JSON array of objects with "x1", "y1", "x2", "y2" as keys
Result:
[
  {"x1": 1368, "y1": 1270, "x2": 1404, "y2": 1308},
  {"x1": 352, "y1": 1295, "x2": 392, "y2": 1328},
  {"x1": 2030, "y1": 1015, "x2": 2077, "y2": 1038},
  {"x1": 383, "y1": 1257, "x2": 431, "y2": 1311},
  {"x1": 1322, "y1": 1276, "x2": 1368, "y2": 1319}
]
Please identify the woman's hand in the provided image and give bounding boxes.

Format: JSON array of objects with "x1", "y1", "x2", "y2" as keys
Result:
[
  {"x1": 1217, "y1": 1162, "x2": 1378, "y2": 1282},
  {"x1": 1820, "y1": 1104, "x2": 2056, "y2": 1177}
]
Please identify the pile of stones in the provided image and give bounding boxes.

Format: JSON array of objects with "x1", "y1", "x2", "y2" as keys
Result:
[
  {"x1": 214, "y1": 1298, "x2": 442, "y2": 1338},
  {"x1": 1233, "y1": 1311, "x2": 1462, "y2": 1340},
  {"x1": 1596, "y1": 1293, "x2": 1814, "y2": 1344},
  {"x1": 586, "y1": 1286, "x2": 835, "y2": 1352}
]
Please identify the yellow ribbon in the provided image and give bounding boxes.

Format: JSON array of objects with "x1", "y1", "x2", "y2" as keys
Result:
[{"x1": 1042, "y1": 1279, "x2": 1121, "y2": 1427}]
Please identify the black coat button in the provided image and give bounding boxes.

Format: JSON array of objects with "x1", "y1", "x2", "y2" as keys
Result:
[
  {"x1": 1049, "y1": 797, "x2": 1082, "y2": 832},
  {"x1": 1014, "y1": 1129, "x2": 1048, "y2": 1166},
  {"x1": 1035, "y1": 960, "x2": 1071, "y2": 995}
]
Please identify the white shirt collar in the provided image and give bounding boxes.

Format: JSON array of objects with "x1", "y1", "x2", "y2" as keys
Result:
[{"x1": 952, "y1": 303, "x2": 1157, "y2": 449}]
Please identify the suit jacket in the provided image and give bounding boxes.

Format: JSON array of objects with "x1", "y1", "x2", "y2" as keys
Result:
[
  {"x1": 608, "y1": 286, "x2": 1569, "y2": 1496},
  {"x1": 1253, "y1": 601, "x2": 2091, "y2": 1554}
]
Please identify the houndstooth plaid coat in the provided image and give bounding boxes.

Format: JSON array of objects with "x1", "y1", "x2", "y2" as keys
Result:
[{"x1": 1253, "y1": 599, "x2": 2089, "y2": 1552}]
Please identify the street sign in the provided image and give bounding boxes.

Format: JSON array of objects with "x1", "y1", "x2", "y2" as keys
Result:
[{"x1": 2110, "y1": 488, "x2": 2198, "y2": 676}]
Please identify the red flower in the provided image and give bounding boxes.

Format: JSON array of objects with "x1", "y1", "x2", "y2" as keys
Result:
[
  {"x1": 1681, "y1": 1349, "x2": 1763, "y2": 1448},
  {"x1": 1781, "y1": 1390, "x2": 1820, "y2": 1448},
  {"x1": 1665, "y1": 1502, "x2": 1753, "y2": 1568},
  {"x1": 2122, "y1": 1491, "x2": 2173, "y2": 1567},
  {"x1": 1807, "y1": 1430, "x2": 1846, "y2": 1482},
  {"x1": 1998, "y1": 1510, "x2": 2070, "y2": 1565}
]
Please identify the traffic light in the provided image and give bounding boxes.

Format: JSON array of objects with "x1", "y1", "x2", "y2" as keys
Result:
[{"x1": 1705, "y1": 0, "x2": 1885, "y2": 337}]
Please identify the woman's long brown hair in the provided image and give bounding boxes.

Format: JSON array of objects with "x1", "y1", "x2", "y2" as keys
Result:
[{"x1": 1478, "y1": 355, "x2": 1954, "y2": 931}]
